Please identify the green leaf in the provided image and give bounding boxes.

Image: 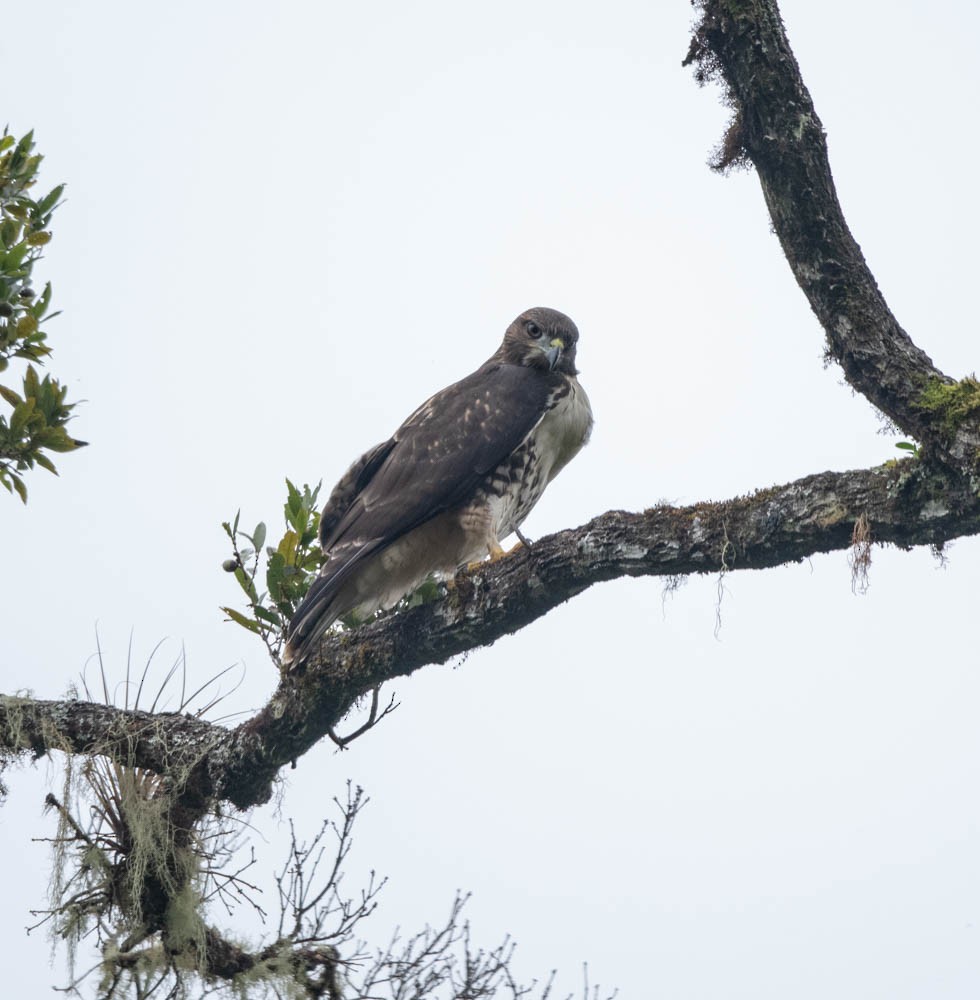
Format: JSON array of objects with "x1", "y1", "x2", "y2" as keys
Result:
[
  {"x1": 3, "y1": 203, "x2": 28, "y2": 222},
  {"x1": 34, "y1": 427, "x2": 81, "y2": 452},
  {"x1": 0, "y1": 219, "x2": 18, "y2": 247},
  {"x1": 14, "y1": 346, "x2": 50, "y2": 361},
  {"x1": 253, "y1": 521, "x2": 267, "y2": 551},
  {"x1": 36, "y1": 184, "x2": 64, "y2": 217},
  {"x1": 11, "y1": 473, "x2": 27, "y2": 503},
  {"x1": 266, "y1": 551, "x2": 285, "y2": 601},
  {"x1": 34, "y1": 452, "x2": 57, "y2": 474},
  {"x1": 234, "y1": 566, "x2": 258, "y2": 603},
  {"x1": 221, "y1": 607, "x2": 261, "y2": 634},
  {"x1": 299, "y1": 549, "x2": 322, "y2": 572},
  {"x1": 0, "y1": 384, "x2": 23, "y2": 407},
  {"x1": 277, "y1": 529, "x2": 299, "y2": 564},
  {"x1": 31, "y1": 281, "x2": 52, "y2": 319},
  {"x1": 285, "y1": 478, "x2": 303, "y2": 526},
  {"x1": 9, "y1": 397, "x2": 36, "y2": 436},
  {"x1": 16, "y1": 313, "x2": 38, "y2": 338},
  {"x1": 253, "y1": 606, "x2": 280, "y2": 625},
  {"x1": 302, "y1": 506, "x2": 320, "y2": 542},
  {"x1": 895, "y1": 441, "x2": 917, "y2": 452},
  {"x1": 293, "y1": 503, "x2": 309, "y2": 535},
  {"x1": 3, "y1": 241, "x2": 30, "y2": 269}
]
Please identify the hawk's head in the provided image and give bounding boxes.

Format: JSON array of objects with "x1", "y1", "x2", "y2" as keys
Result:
[{"x1": 498, "y1": 307, "x2": 580, "y2": 376}]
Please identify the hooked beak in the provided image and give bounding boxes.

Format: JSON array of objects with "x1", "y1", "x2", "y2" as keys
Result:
[{"x1": 545, "y1": 337, "x2": 564, "y2": 371}]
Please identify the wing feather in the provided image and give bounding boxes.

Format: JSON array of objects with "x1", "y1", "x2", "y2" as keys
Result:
[
  {"x1": 317, "y1": 438, "x2": 396, "y2": 547},
  {"x1": 322, "y1": 362, "x2": 558, "y2": 551}
]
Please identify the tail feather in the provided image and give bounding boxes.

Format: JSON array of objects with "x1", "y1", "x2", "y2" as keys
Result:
[
  {"x1": 281, "y1": 539, "x2": 382, "y2": 669},
  {"x1": 281, "y1": 573, "x2": 345, "y2": 668}
]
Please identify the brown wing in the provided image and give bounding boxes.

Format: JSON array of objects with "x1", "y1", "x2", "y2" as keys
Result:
[
  {"x1": 321, "y1": 361, "x2": 559, "y2": 551},
  {"x1": 317, "y1": 439, "x2": 395, "y2": 548}
]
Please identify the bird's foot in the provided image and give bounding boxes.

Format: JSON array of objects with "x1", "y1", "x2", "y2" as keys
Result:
[
  {"x1": 463, "y1": 539, "x2": 524, "y2": 574},
  {"x1": 464, "y1": 544, "x2": 504, "y2": 573}
]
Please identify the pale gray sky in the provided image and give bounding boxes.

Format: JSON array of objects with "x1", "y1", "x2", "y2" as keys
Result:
[{"x1": 3, "y1": 1, "x2": 980, "y2": 997}]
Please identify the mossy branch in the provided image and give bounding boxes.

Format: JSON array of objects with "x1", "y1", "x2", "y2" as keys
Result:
[
  {"x1": 7, "y1": 453, "x2": 980, "y2": 813},
  {"x1": 683, "y1": 0, "x2": 980, "y2": 472}
]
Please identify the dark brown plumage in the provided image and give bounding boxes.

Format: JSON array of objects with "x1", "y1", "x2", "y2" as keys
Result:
[{"x1": 282, "y1": 307, "x2": 593, "y2": 667}]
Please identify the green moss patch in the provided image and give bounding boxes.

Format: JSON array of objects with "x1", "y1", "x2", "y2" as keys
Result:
[{"x1": 917, "y1": 375, "x2": 980, "y2": 435}]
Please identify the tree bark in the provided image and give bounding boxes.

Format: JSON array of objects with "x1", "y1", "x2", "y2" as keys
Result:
[{"x1": 683, "y1": 0, "x2": 980, "y2": 471}]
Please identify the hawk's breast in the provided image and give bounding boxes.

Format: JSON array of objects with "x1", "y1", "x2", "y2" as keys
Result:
[{"x1": 481, "y1": 375, "x2": 593, "y2": 541}]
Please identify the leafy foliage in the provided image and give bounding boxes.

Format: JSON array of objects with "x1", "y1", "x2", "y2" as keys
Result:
[
  {"x1": 0, "y1": 129, "x2": 84, "y2": 501},
  {"x1": 222, "y1": 479, "x2": 325, "y2": 665},
  {"x1": 221, "y1": 479, "x2": 451, "y2": 668}
]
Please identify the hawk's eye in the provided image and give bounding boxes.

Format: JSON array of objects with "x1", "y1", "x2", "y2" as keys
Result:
[{"x1": 525, "y1": 321, "x2": 542, "y2": 339}]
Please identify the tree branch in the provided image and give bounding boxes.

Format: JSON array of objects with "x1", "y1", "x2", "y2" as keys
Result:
[
  {"x1": 0, "y1": 697, "x2": 220, "y2": 792},
  {"x1": 220, "y1": 458, "x2": 978, "y2": 807},
  {"x1": 5, "y1": 458, "x2": 979, "y2": 812},
  {"x1": 684, "y1": 0, "x2": 980, "y2": 470}
]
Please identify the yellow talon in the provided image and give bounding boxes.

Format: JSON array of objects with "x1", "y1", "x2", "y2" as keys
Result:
[{"x1": 463, "y1": 539, "x2": 522, "y2": 574}]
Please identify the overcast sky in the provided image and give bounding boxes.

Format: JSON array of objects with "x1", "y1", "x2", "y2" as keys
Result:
[{"x1": 3, "y1": 1, "x2": 980, "y2": 997}]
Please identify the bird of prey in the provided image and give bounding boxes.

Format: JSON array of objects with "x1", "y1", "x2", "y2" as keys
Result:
[{"x1": 282, "y1": 306, "x2": 593, "y2": 667}]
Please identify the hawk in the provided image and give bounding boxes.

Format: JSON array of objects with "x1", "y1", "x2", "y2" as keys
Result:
[{"x1": 282, "y1": 306, "x2": 593, "y2": 667}]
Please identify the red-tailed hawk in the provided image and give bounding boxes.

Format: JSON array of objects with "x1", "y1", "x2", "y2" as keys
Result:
[{"x1": 282, "y1": 307, "x2": 592, "y2": 667}]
